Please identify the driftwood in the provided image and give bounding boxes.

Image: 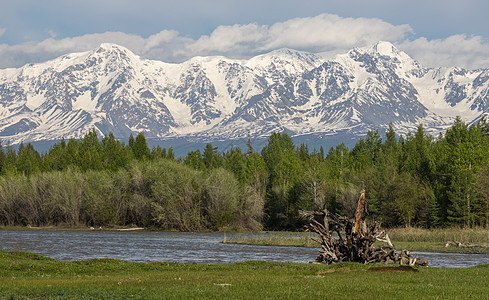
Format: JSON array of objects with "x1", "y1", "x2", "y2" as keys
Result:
[
  {"x1": 302, "y1": 190, "x2": 428, "y2": 266},
  {"x1": 445, "y1": 241, "x2": 489, "y2": 248}
]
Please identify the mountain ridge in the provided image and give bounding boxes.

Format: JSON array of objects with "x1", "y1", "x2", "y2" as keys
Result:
[{"x1": 0, "y1": 41, "x2": 488, "y2": 147}]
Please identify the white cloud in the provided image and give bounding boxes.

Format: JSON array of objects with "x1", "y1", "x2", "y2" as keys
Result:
[
  {"x1": 0, "y1": 28, "x2": 5, "y2": 38},
  {"x1": 190, "y1": 23, "x2": 269, "y2": 54},
  {"x1": 0, "y1": 14, "x2": 488, "y2": 69},
  {"x1": 189, "y1": 14, "x2": 413, "y2": 57},
  {"x1": 264, "y1": 15, "x2": 412, "y2": 51},
  {"x1": 0, "y1": 30, "x2": 196, "y2": 68},
  {"x1": 143, "y1": 30, "x2": 180, "y2": 52},
  {"x1": 398, "y1": 35, "x2": 489, "y2": 69},
  {"x1": 0, "y1": 14, "x2": 414, "y2": 68}
]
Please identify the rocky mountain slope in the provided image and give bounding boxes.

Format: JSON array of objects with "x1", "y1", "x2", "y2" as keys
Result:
[{"x1": 0, "y1": 41, "x2": 488, "y2": 147}]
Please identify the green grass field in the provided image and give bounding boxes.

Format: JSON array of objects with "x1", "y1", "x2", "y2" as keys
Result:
[
  {"x1": 226, "y1": 228, "x2": 489, "y2": 253},
  {"x1": 1, "y1": 250, "x2": 489, "y2": 299}
]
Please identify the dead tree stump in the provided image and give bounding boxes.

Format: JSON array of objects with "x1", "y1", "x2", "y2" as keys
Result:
[{"x1": 302, "y1": 190, "x2": 428, "y2": 266}]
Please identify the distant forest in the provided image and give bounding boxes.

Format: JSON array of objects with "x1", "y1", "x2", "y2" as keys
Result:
[{"x1": 1, "y1": 116, "x2": 489, "y2": 231}]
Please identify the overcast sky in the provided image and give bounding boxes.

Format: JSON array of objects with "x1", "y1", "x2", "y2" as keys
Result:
[{"x1": 0, "y1": 0, "x2": 488, "y2": 69}]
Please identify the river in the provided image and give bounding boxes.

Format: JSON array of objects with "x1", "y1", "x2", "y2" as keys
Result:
[{"x1": 1, "y1": 230, "x2": 488, "y2": 268}]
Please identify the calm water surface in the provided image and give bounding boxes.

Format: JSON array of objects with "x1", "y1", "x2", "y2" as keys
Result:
[{"x1": 1, "y1": 230, "x2": 488, "y2": 268}]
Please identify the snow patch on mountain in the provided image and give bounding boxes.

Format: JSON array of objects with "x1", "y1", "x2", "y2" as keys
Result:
[{"x1": 0, "y1": 42, "x2": 488, "y2": 146}]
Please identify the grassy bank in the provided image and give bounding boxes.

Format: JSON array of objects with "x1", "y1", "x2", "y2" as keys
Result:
[
  {"x1": 1, "y1": 250, "x2": 489, "y2": 299},
  {"x1": 224, "y1": 232, "x2": 318, "y2": 248},
  {"x1": 386, "y1": 227, "x2": 489, "y2": 253},
  {"x1": 225, "y1": 228, "x2": 489, "y2": 253}
]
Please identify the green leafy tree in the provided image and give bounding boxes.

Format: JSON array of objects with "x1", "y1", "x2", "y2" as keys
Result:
[
  {"x1": 223, "y1": 148, "x2": 246, "y2": 184},
  {"x1": 150, "y1": 160, "x2": 205, "y2": 231},
  {"x1": 297, "y1": 155, "x2": 328, "y2": 211},
  {"x1": 203, "y1": 168, "x2": 240, "y2": 229}
]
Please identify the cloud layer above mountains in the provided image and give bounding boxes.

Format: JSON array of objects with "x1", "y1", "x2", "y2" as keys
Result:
[{"x1": 0, "y1": 14, "x2": 488, "y2": 69}]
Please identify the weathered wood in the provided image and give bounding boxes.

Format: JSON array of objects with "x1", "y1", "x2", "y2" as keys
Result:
[
  {"x1": 352, "y1": 189, "x2": 367, "y2": 236},
  {"x1": 302, "y1": 190, "x2": 428, "y2": 266},
  {"x1": 445, "y1": 241, "x2": 489, "y2": 248}
]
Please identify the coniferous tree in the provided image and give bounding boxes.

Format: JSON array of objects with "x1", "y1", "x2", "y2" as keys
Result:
[
  {"x1": 42, "y1": 138, "x2": 69, "y2": 172},
  {"x1": 128, "y1": 134, "x2": 135, "y2": 149},
  {"x1": 132, "y1": 132, "x2": 151, "y2": 161},
  {"x1": 16, "y1": 143, "x2": 42, "y2": 176},
  {"x1": 167, "y1": 146, "x2": 175, "y2": 160},
  {"x1": 443, "y1": 117, "x2": 488, "y2": 226},
  {"x1": 261, "y1": 132, "x2": 302, "y2": 229},
  {"x1": 184, "y1": 150, "x2": 204, "y2": 170},
  {"x1": 0, "y1": 142, "x2": 6, "y2": 174},
  {"x1": 79, "y1": 129, "x2": 103, "y2": 171},
  {"x1": 102, "y1": 132, "x2": 129, "y2": 171},
  {"x1": 365, "y1": 129, "x2": 382, "y2": 166},
  {"x1": 151, "y1": 145, "x2": 166, "y2": 160},
  {"x1": 203, "y1": 144, "x2": 223, "y2": 169},
  {"x1": 3, "y1": 141, "x2": 17, "y2": 174}
]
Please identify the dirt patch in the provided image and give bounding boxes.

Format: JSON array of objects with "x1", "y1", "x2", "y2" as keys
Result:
[
  {"x1": 367, "y1": 266, "x2": 418, "y2": 272},
  {"x1": 317, "y1": 267, "x2": 351, "y2": 275}
]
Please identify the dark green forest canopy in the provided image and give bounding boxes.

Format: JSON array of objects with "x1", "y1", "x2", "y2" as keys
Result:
[{"x1": 1, "y1": 117, "x2": 489, "y2": 230}]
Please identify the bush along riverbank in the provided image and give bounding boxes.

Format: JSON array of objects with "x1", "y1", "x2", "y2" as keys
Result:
[
  {"x1": 1, "y1": 250, "x2": 489, "y2": 299},
  {"x1": 2, "y1": 117, "x2": 489, "y2": 232}
]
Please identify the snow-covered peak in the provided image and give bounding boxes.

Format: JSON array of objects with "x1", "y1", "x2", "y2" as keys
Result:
[
  {"x1": 88, "y1": 43, "x2": 142, "y2": 68},
  {"x1": 95, "y1": 43, "x2": 132, "y2": 54},
  {"x1": 246, "y1": 48, "x2": 323, "y2": 74},
  {"x1": 0, "y1": 42, "x2": 488, "y2": 147},
  {"x1": 372, "y1": 41, "x2": 401, "y2": 57},
  {"x1": 346, "y1": 41, "x2": 406, "y2": 60},
  {"x1": 333, "y1": 41, "x2": 423, "y2": 79}
]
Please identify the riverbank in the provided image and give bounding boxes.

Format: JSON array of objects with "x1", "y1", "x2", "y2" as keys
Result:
[
  {"x1": 224, "y1": 228, "x2": 489, "y2": 254},
  {"x1": 1, "y1": 250, "x2": 488, "y2": 299},
  {"x1": 0, "y1": 225, "x2": 148, "y2": 232}
]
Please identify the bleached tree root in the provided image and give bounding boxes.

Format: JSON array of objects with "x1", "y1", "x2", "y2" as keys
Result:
[{"x1": 302, "y1": 190, "x2": 428, "y2": 266}]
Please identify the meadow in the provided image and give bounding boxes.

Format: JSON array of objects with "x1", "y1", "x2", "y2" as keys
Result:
[{"x1": 1, "y1": 250, "x2": 489, "y2": 299}]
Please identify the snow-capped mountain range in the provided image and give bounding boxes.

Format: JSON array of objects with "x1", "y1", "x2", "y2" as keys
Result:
[{"x1": 0, "y1": 41, "x2": 488, "y2": 148}]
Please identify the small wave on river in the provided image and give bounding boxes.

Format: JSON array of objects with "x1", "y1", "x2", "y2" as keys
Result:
[{"x1": 1, "y1": 230, "x2": 488, "y2": 268}]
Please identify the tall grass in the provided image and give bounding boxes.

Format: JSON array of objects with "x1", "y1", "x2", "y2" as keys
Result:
[
  {"x1": 387, "y1": 227, "x2": 489, "y2": 243},
  {"x1": 225, "y1": 228, "x2": 489, "y2": 253},
  {"x1": 225, "y1": 232, "x2": 317, "y2": 247}
]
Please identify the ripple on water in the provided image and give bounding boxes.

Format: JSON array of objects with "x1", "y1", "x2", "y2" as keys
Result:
[{"x1": 1, "y1": 230, "x2": 488, "y2": 267}]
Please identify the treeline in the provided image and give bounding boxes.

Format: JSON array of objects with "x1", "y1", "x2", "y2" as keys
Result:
[
  {"x1": 0, "y1": 131, "x2": 263, "y2": 230},
  {"x1": 1, "y1": 116, "x2": 489, "y2": 230}
]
